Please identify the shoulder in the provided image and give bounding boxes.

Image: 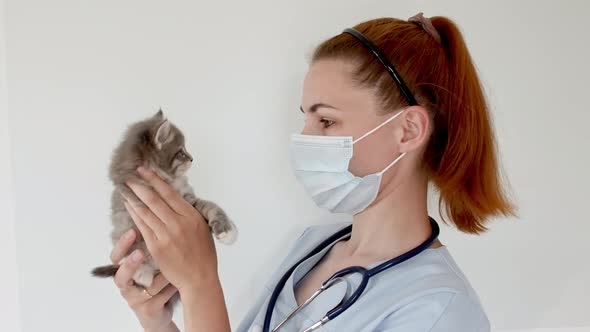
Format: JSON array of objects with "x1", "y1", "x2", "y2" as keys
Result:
[
  {"x1": 430, "y1": 291, "x2": 490, "y2": 332},
  {"x1": 374, "y1": 247, "x2": 490, "y2": 331},
  {"x1": 375, "y1": 290, "x2": 490, "y2": 332}
]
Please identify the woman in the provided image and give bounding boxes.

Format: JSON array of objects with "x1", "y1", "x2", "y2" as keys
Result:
[{"x1": 111, "y1": 13, "x2": 515, "y2": 332}]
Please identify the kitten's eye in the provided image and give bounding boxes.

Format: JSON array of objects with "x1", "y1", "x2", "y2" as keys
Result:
[{"x1": 320, "y1": 118, "x2": 335, "y2": 128}]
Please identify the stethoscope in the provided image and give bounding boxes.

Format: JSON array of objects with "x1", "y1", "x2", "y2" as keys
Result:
[{"x1": 263, "y1": 217, "x2": 440, "y2": 332}]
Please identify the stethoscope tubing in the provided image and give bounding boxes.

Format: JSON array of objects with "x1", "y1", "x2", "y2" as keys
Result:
[{"x1": 263, "y1": 218, "x2": 440, "y2": 332}]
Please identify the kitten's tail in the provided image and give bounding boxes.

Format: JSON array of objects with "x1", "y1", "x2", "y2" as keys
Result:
[{"x1": 91, "y1": 264, "x2": 120, "y2": 278}]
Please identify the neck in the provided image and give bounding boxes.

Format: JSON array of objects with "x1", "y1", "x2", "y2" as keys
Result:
[{"x1": 342, "y1": 174, "x2": 437, "y2": 260}]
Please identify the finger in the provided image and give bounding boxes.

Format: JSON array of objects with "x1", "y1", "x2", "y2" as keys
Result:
[
  {"x1": 120, "y1": 285, "x2": 152, "y2": 308},
  {"x1": 119, "y1": 281, "x2": 159, "y2": 308},
  {"x1": 110, "y1": 228, "x2": 137, "y2": 264},
  {"x1": 113, "y1": 249, "x2": 144, "y2": 289},
  {"x1": 124, "y1": 201, "x2": 158, "y2": 242},
  {"x1": 126, "y1": 180, "x2": 177, "y2": 225},
  {"x1": 145, "y1": 272, "x2": 170, "y2": 295},
  {"x1": 150, "y1": 283, "x2": 178, "y2": 307},
  {"x1": 137, "y1": 166, "x2": 195, "y2": 216}
]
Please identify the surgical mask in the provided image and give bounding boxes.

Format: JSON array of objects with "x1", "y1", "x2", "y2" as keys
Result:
[{"x1": 289, "y1": 110, "x2": 406, "y2": 215}]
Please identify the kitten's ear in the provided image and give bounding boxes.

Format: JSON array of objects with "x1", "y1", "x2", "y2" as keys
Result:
[
  {"x1": 154, "y1": 108, "x2": 165, "y2": 121},
  {"x1": 154, "y1": 120, "x2": 174, "y2": 149}
]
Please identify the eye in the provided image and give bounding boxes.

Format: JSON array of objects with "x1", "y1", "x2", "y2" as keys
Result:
[{"x1": 320, "y1": 118, "x2": 335, "y2": 128}]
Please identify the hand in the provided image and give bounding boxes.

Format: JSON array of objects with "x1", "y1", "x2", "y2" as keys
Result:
[
  {"x1": 124, "y1": 166, "x2": 219, "y2": 295},
  {"x1": 112, "y1": 228, "x2": 179, "y2": 331}
]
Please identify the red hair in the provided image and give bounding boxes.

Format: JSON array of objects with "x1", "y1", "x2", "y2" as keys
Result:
[{"x1": 312, "y1": 16, "x2": 516, "y2": 233}]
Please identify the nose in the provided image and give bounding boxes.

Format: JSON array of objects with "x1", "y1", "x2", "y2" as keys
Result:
[
  {"x1": 185, "y1": 151, "x2": 194, "y2": 163},
  {"x1": 301, "y1": 120, "x2": 323, "y2": 136}
]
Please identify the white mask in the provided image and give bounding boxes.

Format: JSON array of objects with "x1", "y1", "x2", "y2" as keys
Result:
[{"x1": 289, "y1": 110, "x2": 406, "y2": 215}]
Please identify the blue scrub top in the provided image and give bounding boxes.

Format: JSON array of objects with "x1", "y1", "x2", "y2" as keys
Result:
[{"x1": 236, "y1": 221, "x2": 490, "y2": 332}]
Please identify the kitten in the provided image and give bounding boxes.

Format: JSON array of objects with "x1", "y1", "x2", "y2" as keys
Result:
[{"x1": 91, "y1": 110, "x2": 237, "y2": 309}]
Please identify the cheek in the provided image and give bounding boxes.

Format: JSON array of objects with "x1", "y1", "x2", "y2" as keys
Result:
[
  {"x1": 348, "y1": 134, "x2": 400, "y2": 177},
  {"x1": 348, "y1": 144, "x2": 383, "y2": 176},
  {"x1": 170, "y1": 158, "x2": 182, "y2": 169}
]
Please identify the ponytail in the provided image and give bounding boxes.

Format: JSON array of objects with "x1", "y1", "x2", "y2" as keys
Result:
[{"x1": 428, "y1": 17, "x2": 516, "y2": 233}]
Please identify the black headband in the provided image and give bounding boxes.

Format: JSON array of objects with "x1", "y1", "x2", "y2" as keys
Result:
[{"x1": 342, "y1": 28, "x2": 418, "y2": 106}]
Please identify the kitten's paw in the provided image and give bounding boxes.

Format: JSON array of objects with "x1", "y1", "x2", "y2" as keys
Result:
[
  {"x1": 216, "y1": 230, "x2": 237, "y2": 244},
  {"x1": 132, "y1": 264, "x2": 155, "y2": 288},
  {"x1": 214, "y1": 225, "x2": 238, "y2": 245}
]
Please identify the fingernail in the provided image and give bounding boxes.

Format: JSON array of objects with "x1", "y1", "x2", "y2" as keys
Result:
[
  {"x1": 131, "y1": 250, "x2": 143, "y2": 262},
  {"x1": 124, "y1": 229, "x2": 134, "y2": 239},
  {"x1": 137, "y1": 166, "x2": 147, "y2": 175}
]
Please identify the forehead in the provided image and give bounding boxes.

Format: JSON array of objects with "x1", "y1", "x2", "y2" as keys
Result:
[{"x1": 302, "y1": 59, "x2": 375, "y2": 111}]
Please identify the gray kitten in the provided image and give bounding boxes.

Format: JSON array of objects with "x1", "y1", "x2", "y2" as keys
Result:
[{"x1": 91, "y1": 110, "x2": 237, "y2": 309}]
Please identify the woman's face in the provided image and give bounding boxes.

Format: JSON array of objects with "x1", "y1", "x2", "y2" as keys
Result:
[{"x1": 299, "y1": 59, "x2": 406, "y2": 178}]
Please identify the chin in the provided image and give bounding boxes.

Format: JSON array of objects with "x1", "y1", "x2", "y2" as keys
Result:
[{"x1": 174, "y1": 162, "x2": 192, "y2": 176}]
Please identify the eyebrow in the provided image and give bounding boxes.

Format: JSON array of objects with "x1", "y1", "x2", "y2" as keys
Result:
[{"x1": 299, "y1": 103, "x2": 339, "y2": 113}]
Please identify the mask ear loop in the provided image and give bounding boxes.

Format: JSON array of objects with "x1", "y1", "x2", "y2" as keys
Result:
[
  {"x1": 352, "y1": 110, "x2": 405, "y2": 144},
  {"x1": 378, "y1": 152, "x2": 406, "y2": 176},
  {"x1": 351, "y1": 109, "x2": 407, "y2": 175},
  {"x1": 351, "y1": 109, "x2": 407, "y2": 176}
]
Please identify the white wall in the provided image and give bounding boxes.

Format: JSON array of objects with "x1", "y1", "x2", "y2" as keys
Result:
[
  {"x1": 0, "y1": 0, "x2": 22, "y2": 330},
  {"x1": 4, "y1": 0, "x2": 589, "y2": 331}
]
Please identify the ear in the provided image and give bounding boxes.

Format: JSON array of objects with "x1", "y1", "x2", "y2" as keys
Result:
[
  {"x1": 154, "y1": 108, "x2": 165, "y2": 121},
  {"x1": 154, "y1": 120, "x2": 174, "y2": 149},
  {"x1": 398, "y1": 106, "x2": 430, "y2": 153}
]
